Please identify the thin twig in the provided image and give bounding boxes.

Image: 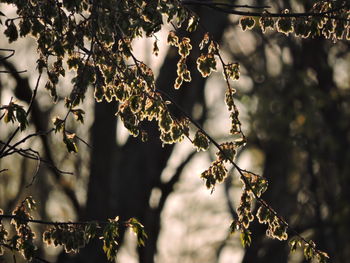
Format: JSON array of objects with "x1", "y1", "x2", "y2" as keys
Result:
[
  {"x1": 0, "y1": 214, "x2": 106, "y2": 226},
  {"x1": 0, "y1": 168, "x2": 8, "y2": 174},
  {"x1": 0, "y1": 214, "x2": 136, "y2": 227},
  {"x1": 0, "y1": 48, "x2": 15, "y2": 61},
  {"x1": 155, "y1": 87, "x2": 325, "y2": 256},
  {"x1": 0, "y1": 70, "x2": 27, "y2": 74},
  {"x1": 182, "y1": 1, "x2": 271, "y2": 10},
  {"x1": 0, "y1": 243, "x2": 51, "y2": 263},
  {"x1": 182, "y1": 0, "x2": 349, "y2": 21},
  {"x1": 2, "y1": 129, "x2": 55, "y2": 157},
  {"x1": 0, "y1": 73, "x2": 42, "y2": 158},
  {"x1": 0, "y1": 140, "x2": 73, "y2": 175},
  {"x1": 25, "y1": 149, "x2": 41, "y2": 188},
  {"x1": 66, "y1": 130, "x2": 93, "y2": 149}
]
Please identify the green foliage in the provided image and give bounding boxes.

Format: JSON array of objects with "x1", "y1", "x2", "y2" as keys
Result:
[
  {"x1": 240, "y1": 17, "x2": 256, "y2": 31},
  {"x1": 238, "y1": 2, "x2": 350, "y2": 41},
  {"x1": 4, "y1": 20, "x2": 18, "y2": 43},
  {"x1": 127, "y1": 218, "x2": 148, "y2": 247},
  {"x1": 63, "y1": 133, "x2": 78, "y2": 153},
  {"x1": 187, "y1": 15, "x2": 199, "y2": 33},
  {"x1": 1, "y1": 0, "x2": 348, "y2": 261},
  {"x1": 71, "y1": 109, "x2": 85, "y2": 123},
  {"x1": 8, "y1": 198, "x2": 37, "y2": 260},
  {"x1": 193, "y1": 130, "x2": 210, "y2": 151},
  {"x1": 216, "y1": 142, "x2": 237, "y2": 162},
  {"x1": 2, "y1": 102, "x2": 28, "y2": 131},
  {"x1": 240, "y1": 229, "x2": 252, "y2": 248},
  {"x1": 259, "y1": 15, "x2": 275, "y2": 33},
  {"x1": 0, "y1": 197, "x2": 149, "y2": 262},
  {"x1": 237, "y1": 190, "x2": 254, "y2": 229},
  {"x1": 101, "y1": 217, "x2": 119, "y2": 261},
  {"x1": 224, "y1": 63, "x2": 240, "y2": 81},
  {"x1": 43, "y1": 224, "x2": 86, "y2": 253},
  {"x1": 197, "y1": 53, "x2": 217, "y2": 78},
  {"x1": 276, "y1": 11, "x2": 294, "y2": 35},
  {"x1": 289, "y1": 238, "x2": 302, "y2": 253},
  {"x1": 200, "y1": 159, "x2": 228, "y2": 191}
]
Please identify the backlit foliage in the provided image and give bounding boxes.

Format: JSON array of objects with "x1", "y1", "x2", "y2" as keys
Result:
[
  {"x1": 239, "y1": 1, "x2": 350, "y2": 41},
  {"x1": 1, "y1": 0, "x2": 347, "y2": 261}
]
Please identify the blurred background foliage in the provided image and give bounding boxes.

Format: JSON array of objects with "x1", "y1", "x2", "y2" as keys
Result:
[{"x1": 0, "y1": 0, "x2": 350, "y2": 262}]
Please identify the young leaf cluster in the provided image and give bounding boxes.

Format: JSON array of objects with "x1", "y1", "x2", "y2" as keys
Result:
[
  {"x1": 238, "y1": 2, "x2": 350, "y2": 41},
  {"x1": 0, "y1": 197, "x2": 147, "y2": 262},
  {"x1": 5, "y1": 197, "x2": 37, "y2": 261},
  {"x1": 1, "y1": 0, "x2": 343, "y2": 262},
  {"x1": 1, "y1": 101, "x2": 28, "y2": 131}
]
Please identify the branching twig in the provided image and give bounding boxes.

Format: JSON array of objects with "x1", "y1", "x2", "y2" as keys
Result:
[
  {"x1": 1, "y1": 129, "x2": 55, "y2": 157},
  {"x1": 0, "y1": 73, "x2": 42, "y2": 158},
  {"x1": 155, "y1": 87, "x2": 326, "y2": 256},
  {"x1": 25, "y1": 149, "x2": 41, "y2": 188},
  {"x1": 182, "y1": 0, "x2": 350, "y2": 21},
  {"x1": 0, "y1": 243, "x2": 51, "y2": 263},
  {"x1": 0, "y1": 48, "x2": 15, "y2": 61},
  {"x1": 0, "y1": 140, "x2": 73, "y2": 175},
  {"x1": 0, "y1": 70, "x2": 27, "y2": 74},
  {"x1": 0, "y1": 168, "x2": 8, "y2": 174},
  {"x1": 182, "y1": 1, "x2": 271, "y2": 10}
]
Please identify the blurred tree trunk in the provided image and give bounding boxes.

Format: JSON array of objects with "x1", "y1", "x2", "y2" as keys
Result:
[
  {"x1": 113, "y1": 7, "x2": 229, "y2": 263},
  {"x1": 241, "y1": 19, "x2": 350, "y2": 263},
  {"x1": 68, "y1": 6, "x2": 230, "y2": 263}
]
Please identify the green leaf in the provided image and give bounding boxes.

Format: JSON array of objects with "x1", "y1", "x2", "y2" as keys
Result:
[
  {"x1": 240, "y1": 229, "x2": 252, "y2": 248},
  {"x1": 193, "y1": 130, "x2": 209, "y2": 151},
  {"x1": 256, "y1": 205, "x2": 271, "y2": 224},
  {"x1": 304, "y1": 242, "x2": 315, "y2": 260},
  {"x1": 159, "y1": 111, "x2": 173, "y2": 132},
  {"x1": 4, "y1": 105, "x2": 15, "y2": 123},
  {"x1": 19, "y1": 18, "x2": 32, "y2": 37},
  {"x1": 216, "y1": 142, "x2": 237, "y2": 162},
  {"x1": 187, "y1": 16, "x2": 199, "y2": 32},
  {"x1": 101, "y1": 218, "x2": 119, "y2": 261},
  {"x1": 259, "y1": 15, "x2": 275, "y2": 33},
  {"x1": 152, "y1": 40, "x2": 159, "y2": 56},
  {"x1": 276, "y1": 11, "x2": 294, "y2": 35},
  {"x1": 15, "y1": 105, "x2": 28, "y2": 131},
  {"x1": 24, "y1": 196, "x2": 36, "y2": 210},
  {"x1": 127, "y1": 218, "x2": 148, "y2": 247},
  {"x1": 229, "y1": 219, "x2": 240, "y2": 234},
  {"x1": 224, "y1": 63, "x2": 240, "y2": 81},
  {"x1": 178, "y1": 37, "x2": 192, "y2": 58},
  {"x1": 63, "y1": 133, "x2": 78, "y2": 153},
  {"x1": 167, "y1": 31, "x2": 178, "y2": 46},
  {"x1": 52, "y1": 116, "x2": 64, "y2": 133},
  {"x1": 71, "y1": 109, "x2": 85, "y2": 123},
  {"x1": 240, "y1": 16, "x2": 255, "y2": 31},
  {"x1": 4, "y1": 20, "x2": 18, "y2": 43},
  {"x1": 199, "y1": 33, "x2": 209, "y2": 50},
  {"x1": 289, "y1": 238, "x2": 302, "y2": 253},
  {"x1": 196, "y1": 54, "x2": 217, "y2": 78}
]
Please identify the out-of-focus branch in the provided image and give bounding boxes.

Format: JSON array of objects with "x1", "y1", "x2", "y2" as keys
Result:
[
  {"x1": 182, "y1": 0, "x2": 350, "y2": 21},
  {"x1": 0, "y1": 59, "x2": 81, "y2": 214},
  {"x1": 0, "y1": 140, "x2": 73, "y2": 175},
  {"x1": 0, "y1": 72, "x2": 41, "y2": 157},
  {"x1": 0, "y1": 243, "x2": 51, "y2": 263},
  {"x1": 0, "y1": 48, "x2": 15, "y2": 61}
]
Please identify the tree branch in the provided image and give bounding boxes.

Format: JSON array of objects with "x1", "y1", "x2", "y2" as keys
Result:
[
  {"x1": 182, "y1": 0, "x2": 350, "y2": 21},
  {"x1": 0, "y1": 73, "x2": 42, "y2": 158}
]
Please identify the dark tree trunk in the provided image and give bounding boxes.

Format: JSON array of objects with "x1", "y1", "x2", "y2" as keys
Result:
[
  {"x1": 113, "y1": 7, "x2": 230, "y2": 263},
  {"x1": 61, "y1": 100, "x2": 118, "y2": 263},
  {"x1": 67, "y1": 6, "x2": 230, "y2": 263}
]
